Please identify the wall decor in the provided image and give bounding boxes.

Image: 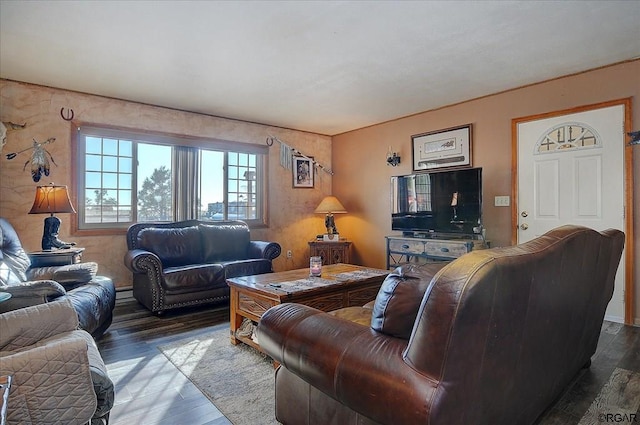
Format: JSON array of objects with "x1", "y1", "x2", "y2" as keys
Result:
[
  {"x1": 293, "y1": 155, "x2": 314, "y2": 188},
  {"x1": 5, "y1": 137, "x2": 57, "y2": 182},
  {"x1": 412, "y1": 124, "x2": 472, "y2": 171},
  {"x1": 266, "y1": 135, "x2": 334, "y2": 175}
]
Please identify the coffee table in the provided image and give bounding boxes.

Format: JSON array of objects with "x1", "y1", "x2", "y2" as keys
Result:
[{"x1": 226, "y1": 263, "x2": 389, "y2": 352}]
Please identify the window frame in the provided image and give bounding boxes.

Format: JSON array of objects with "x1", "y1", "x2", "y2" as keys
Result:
[{"x1": 72, "y1": 124, "x2": 269, "y2": 235}]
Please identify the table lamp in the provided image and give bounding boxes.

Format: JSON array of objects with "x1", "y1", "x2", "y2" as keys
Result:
[
  {"x1": 29, "y1": 183, "x2": 77, "y2": 251},
  {"x1": 314, "y1": 196, "x2": 347, "y2": 241}
]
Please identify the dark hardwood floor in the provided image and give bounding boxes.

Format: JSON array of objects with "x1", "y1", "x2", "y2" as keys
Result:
[{"x1": 97, "y1": 291, "x2": 640, "y2": 425}]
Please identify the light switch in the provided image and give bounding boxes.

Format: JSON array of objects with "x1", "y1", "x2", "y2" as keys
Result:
[{"x1": 494, "y1": 196, "x2": 510, "y2": 207}]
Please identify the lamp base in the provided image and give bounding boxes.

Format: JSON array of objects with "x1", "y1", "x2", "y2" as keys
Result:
[{"x1": 41, "y1": 215, "x2": 76, "y2": 251}]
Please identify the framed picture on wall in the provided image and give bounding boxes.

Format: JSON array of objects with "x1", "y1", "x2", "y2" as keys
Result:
[
  {"x1": 293, "y1": 156, "x2": 314, "y2": 188},
  {"x1": 412, "y1": 124, "x2": 472, "y2": 171}
]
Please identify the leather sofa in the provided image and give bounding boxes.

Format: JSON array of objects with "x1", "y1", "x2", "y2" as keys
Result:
[
  {"x1": 0, "y1": 218, "x2": 116, "y2": 338},
  {"x1": 0, "y1": 299, "x2": 114, "y2": 425},
  {"x1": 124, "y1": 219, "x2": 281, "y2": 314},
  {"x1": 256, "y1": 225, "x2": 625, "y2": 425}
]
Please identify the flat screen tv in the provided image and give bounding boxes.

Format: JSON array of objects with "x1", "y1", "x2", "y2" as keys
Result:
[{"x1": 391, "y1": 167, "x2": 482, "y2": 235}]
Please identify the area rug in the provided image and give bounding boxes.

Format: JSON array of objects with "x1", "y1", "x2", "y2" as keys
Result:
[{"x1": 158, "y1": 326, "x2": 278, "y2": 425}]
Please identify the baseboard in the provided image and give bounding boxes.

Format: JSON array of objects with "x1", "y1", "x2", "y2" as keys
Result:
[{"x1": 115, "y1": 288, "x2": 134, "y2": 300}]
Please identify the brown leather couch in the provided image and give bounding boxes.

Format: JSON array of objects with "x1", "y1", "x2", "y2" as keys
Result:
[
  {"x1": 256, "y1": 225, "x2": 625, "y2": 425},
  {"x1": 124, "y1": 219, "x2": 281, "y2": 313}
]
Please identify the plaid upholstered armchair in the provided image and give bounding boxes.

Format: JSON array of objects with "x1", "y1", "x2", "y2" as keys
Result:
[{"x1": 0, "y1": 299, "x2": 114, "y2": 424}]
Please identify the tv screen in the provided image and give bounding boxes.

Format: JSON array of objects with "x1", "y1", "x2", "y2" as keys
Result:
[{"x1": 391, "y1": 168, "x2": 482, "y2": 234}]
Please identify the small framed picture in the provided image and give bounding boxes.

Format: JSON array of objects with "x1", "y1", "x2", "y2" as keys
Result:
[
  {"x1": 293, "y1": 156, "x2": 314, "y2": 188},
  {"x1": 412, "y1": 124, "x2": 472, "y2": 171}
]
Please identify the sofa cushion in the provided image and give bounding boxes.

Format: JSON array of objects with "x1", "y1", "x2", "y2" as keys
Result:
[
  {"x1": 200, "y1": 223, "x2": 250, "y2": 262},
  {"x1": 163, "y1": 264, "x2": 226, "y2": 292},
  {"x1": 370, "y1": 263, "x2": 448, "y2": 339},
  {"x1": 137, "y1": 226, "x2": 203, "y2": 267},
  {"x1": 222, "y1": 259, "x2": 272, "y2": 279},
  {"x1": 329, "y1": 306, "x2": 373, "y2": 326}
]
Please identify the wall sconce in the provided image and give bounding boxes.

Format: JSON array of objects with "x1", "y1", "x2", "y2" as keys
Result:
[
  {"x1": 628, "y1": 130, "x2": 640, "y2": 146},
  {"x1": 386, "y1": 146, "x2": 401, "y2": 167}
]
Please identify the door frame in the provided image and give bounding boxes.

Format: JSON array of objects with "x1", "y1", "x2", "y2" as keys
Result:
[{"x1": 511, "y1": 98, "x2": 634, "y2": 324}]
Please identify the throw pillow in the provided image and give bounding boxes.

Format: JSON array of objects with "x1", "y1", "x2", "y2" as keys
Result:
[{"x1": 370, "y1": 263, "x2": 448, "y2": 339}]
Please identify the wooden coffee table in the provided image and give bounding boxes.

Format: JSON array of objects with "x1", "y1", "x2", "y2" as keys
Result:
[{"x1": 226, "y1": 263, "x2": 389, "y2": 352}]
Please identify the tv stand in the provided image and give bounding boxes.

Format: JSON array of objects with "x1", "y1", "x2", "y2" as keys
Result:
[{"x1": 386, "y1": 232, "x2": 487, "y2": 270}]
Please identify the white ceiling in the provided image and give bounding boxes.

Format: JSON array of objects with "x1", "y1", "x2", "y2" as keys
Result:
[{"x1": 1, "y1": 1, "x2": 639, "y2": 136}]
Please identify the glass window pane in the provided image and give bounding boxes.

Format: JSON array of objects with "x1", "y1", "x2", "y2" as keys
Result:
[
  {"x1": 119, "y1": 140, "x2": 133, "y2": 156},
  {"x1": 119, "y1": 157, "x2": 132, "y2": 173},
  {"x1": 117, "y1": 207, "x2": 132, "y2": 222},
  {"x1": 103, "y1": 156, "x2": 117, "y2": 172},
  {"x1": 86, "y1": 155, "x2": 102, "y2": 171},
  {"x1": 118, "y1": 189, "x2": 132, "y2": 205},
  {"x1": 199, "y1": 150, "x2": 224, "y2": 219},
  {"x1": 238, "y1": 153, "x2": 248, "y2": 166},
  {"x1": 86, "y1": 137, "x2": 102, "y2": 154},
  {"x1": 103, "y1": 139, "x2": 118, "y2": 156},
  {"x1": 137, "y1": 143, "x2": 172, "y2": 222},
  {"x1": 86, "y1": 172, "x2": 102, "y2": 188},
  {"x1": 229, "y1": 153, "x2": 238, "y2": 166},
  {"x1": 103, "y1": 173, "x2": 118, "y2": 189},
  {"x1": 119, "y1": 173, "x2": 132, "y2": 189}
]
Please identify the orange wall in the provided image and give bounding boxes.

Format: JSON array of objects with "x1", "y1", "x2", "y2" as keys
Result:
[
  {"x1": 0, "y1": 80, "x2": 333, "y2": 287},
  {"x1": 332, "y1": 60, "x2": 640, "y2": 323}
]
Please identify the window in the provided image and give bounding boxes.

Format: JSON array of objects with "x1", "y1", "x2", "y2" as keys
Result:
[
  {"x1": 199, "y1": 150, "x2": 261, "y2": 221},
  {"x1": 536, "y1": 123, "x2": 601, "y2": 154},
  {"x1": 76, "y1": 126, "x2": 267, "y2": 230}
]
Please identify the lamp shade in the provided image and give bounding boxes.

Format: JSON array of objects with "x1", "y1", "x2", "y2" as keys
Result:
[
  {"x1": 29, "y1": 184, "x2": 76, "y2": 215},
  {"x1": 314, "y1": 196, "x2": 347, "y2": 214}
]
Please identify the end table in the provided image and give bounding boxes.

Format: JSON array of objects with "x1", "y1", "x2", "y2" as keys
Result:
[
  {"x1": 28, "y1": 247, "x2": 85, "y2": 268},
  {"x1": 309, "y1": 240, "x2": 352, "y2": 265}
]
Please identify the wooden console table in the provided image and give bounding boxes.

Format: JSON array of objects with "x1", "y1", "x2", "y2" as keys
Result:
[
  {"x1": 226, "y1": 263, "x2": 388, "y2": 353},
  {"x1": 386, "y1": 234, "x2": 488, "y2": 269}
]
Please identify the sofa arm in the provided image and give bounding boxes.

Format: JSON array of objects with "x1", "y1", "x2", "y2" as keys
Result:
[
  {"x1": 0, "y1": 298, "x2": 79, "y2": 351},
  {"x1": 27, "y1": 262, "x2": 98, "y2": 286},
  {"x1": 247, "y1": 241, "x2": 281, "y2": 260},
  {"x1": 256, "y1": 303, "x2": 437, "y2": 425},
  {"x1": 0, "y1": 334, "x2": 97, "y2": 424},
  {"x1": 124, "y1": 249, "x2": 164, "y2": 275},
  {"x1": 0, "y1": 280, "x2": 66, "y2": 313}
]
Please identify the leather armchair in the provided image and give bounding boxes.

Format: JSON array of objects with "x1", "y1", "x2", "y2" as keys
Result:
[
  {"x1": 0, "y1": 299, "x2": 114, "y2": 424},
  {"x1": 0, "y1": 218, "x2": 116, "y2": 338},
  {"x1": 257, "y1": 225, "x2": 625, "y2": 425}
]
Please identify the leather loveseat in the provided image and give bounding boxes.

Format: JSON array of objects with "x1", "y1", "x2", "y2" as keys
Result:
[
  {"x1": 0, "y1": 218, "x2": 116, "y2": 338},
  {"x1": 257, "y1": 225, "x2": 625, "y2": 425},
  {"x1": 124, "y1": 219, "x2": 281, "y2": 314}
]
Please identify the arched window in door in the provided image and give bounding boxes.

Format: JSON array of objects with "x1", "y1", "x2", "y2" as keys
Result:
[{"x1": 535, "y1": 122, "x2": 602, "y2": 154}]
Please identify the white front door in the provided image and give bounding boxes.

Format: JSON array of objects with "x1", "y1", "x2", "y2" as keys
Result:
[{"x1": 516, "y1": 104, "x2": 626, "y2": 322}]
